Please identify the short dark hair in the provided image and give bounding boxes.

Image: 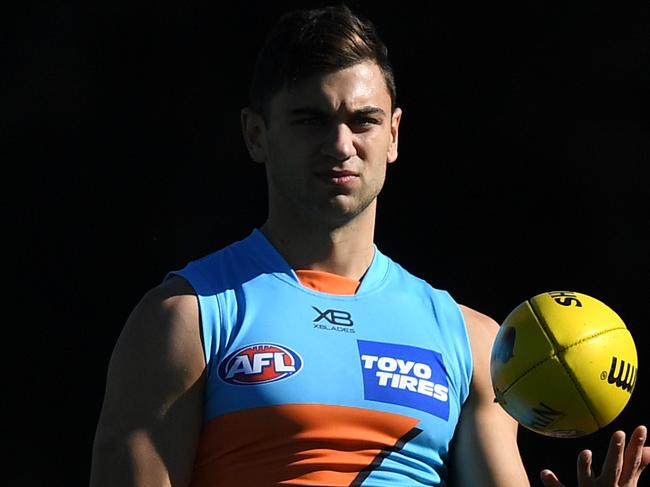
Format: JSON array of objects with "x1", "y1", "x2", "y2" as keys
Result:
[{"x1": 249, "y1": 4, "x2": 397, "y2": 119}]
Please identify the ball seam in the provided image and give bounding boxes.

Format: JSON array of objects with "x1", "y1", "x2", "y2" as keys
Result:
[{"x1": 529, "y1": 294, "x2": 627, "y2": 430}]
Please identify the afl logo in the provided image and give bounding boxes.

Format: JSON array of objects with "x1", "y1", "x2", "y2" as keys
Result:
[{"x1": 218, "y1": 343, "x2": 303, "y2": 385}]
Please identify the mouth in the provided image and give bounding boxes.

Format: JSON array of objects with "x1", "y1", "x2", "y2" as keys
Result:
[{"x1": 317, "y1": 169, "x2": 360, "y2": 186}]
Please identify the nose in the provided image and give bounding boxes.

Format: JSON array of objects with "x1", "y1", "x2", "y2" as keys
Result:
[{"x1": 321, "y1": 123, "x2": 357, "y2": 160}]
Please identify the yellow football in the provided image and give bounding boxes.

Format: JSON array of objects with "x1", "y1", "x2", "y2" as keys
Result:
[{"x1": 490, "y1": 291, "x2": 637, "y2": 438}]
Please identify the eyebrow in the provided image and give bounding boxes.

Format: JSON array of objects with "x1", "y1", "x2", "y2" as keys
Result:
[{"x1": 288, "y1": 105, "x2": 387, "y2": 118}]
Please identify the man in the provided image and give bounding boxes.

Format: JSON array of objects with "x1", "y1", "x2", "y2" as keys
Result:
[{"x1": 90, "y1": 5, "x2": 649, "y2": 486}]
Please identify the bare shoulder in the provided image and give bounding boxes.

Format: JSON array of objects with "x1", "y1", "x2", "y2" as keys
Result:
[
  {"x1": 137, "y1": 274, "x2": 198, "y2": 319},
  {"x1": 127, "y1": 276, "x2": 200, "y2": 340},
  {"x1": 109, "y1": 274, "x2": 204, "y2": 381},
  {"x1": 458, "y1": 304, "x2": 500, "y2": 350},
  {"x1": 96, "y1": 274, "x2": 204, "y2": 436},
  {"x1": 457, "y1": 304, "x2": 500, "y2": 395}
]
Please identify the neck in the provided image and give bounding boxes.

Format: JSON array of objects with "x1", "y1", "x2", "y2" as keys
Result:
[{"x1": 260, "y1": 204, "x2": 377, "y2": 281}]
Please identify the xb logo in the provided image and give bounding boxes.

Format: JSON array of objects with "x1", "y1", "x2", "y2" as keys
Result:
[{"x1": 312, "y1": 306, "x2": 354, "y2": 327}]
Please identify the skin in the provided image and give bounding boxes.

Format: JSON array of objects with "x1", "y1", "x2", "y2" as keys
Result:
[
  {"x1": 241, "y1": 61, "x2": 401, "y2": 280},
  {"x1": 90, "y1": 277, "x2": 204, "y2": 487},
  {"x1": 89, "y1": 60, "x2": 649, "y2": 486},
  {"x1": 540, "y1": 426, "x2": 650, "y2": 487},
  {"x1": 452, "y1": 306, "x2": 531, "y2": 485}
]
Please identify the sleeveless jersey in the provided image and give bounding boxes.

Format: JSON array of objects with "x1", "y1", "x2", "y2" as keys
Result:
[{"x1": 166, "y1": 229, "x2": 473, "y2": 486}]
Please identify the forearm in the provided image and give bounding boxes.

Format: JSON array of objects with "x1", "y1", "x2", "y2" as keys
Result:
[
  {"x1": 90, "y1": 428, "x2": 175, "y2": 487},
  {"x1": 450, "y1": 410, "x2": 530, "y2": 486}
]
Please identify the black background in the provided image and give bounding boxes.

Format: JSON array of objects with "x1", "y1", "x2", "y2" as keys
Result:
[{"x1": 5, "y1": 1, "x2": 649, "y2": 485}]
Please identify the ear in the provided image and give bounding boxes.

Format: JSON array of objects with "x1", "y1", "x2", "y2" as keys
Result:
[
  {"x1": 387, "y1": 107, "x2": 402, "y2": 164},
  {"x1": 241, "y1": 107, "x2": 267, "y2": 163}
]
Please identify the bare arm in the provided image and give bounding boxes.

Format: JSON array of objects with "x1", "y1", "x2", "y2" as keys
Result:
[
  {"x1": 449, "y1": 305, "x2": 531, "y2": 486},
  {"x1": 90, "y1": 276, "x2": 206, "y2": 487}
]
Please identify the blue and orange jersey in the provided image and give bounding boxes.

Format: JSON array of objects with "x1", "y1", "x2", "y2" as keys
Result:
[{"x1": 166, "y1": 229, "x2": 473, "y2": 486}]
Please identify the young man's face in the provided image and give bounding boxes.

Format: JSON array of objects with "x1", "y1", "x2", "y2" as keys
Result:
[{"x1": 260, "y1": 61, "x2": 402, "y2": 227}]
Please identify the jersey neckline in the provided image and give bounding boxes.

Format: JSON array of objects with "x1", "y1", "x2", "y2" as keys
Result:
[{"x1": 246, "y1": 228, "x2": 391, "y2": 297}]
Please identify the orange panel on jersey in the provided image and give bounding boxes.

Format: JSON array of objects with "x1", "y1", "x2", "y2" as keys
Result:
[
  {"x1": 295, "y1": 269, "x2": 360, "y2": 295},
  {"x1": 189, "y1": 404, "x2": 420, "y2": 487}
]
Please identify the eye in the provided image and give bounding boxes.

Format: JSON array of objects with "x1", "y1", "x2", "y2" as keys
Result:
[
  {"x1": 360, "y1": 117, "x2": 380, "y2": 125},
  {"x1": 293, "y1": 115, "x2": 327, "y2": 127},
  {"x1": 351, "y1": 116, "x2": 381, "y2": 131}
]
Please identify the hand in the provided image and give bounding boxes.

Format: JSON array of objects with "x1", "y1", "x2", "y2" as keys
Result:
[{"x1": 540, "y1": 425, "x2": 650, "y2": 487}]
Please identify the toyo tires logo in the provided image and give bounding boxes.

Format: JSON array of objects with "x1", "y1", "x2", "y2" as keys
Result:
[
  {"x1": 218, "y1": 343, "x2": 303, "y2": 385},
  {"x1": 357, "y1": 340, "x2": 450, "y2": 420}
]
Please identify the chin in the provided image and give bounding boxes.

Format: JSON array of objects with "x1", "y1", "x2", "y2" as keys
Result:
[{"x1": 317, "y1": 197, "x2": 373, "y2": 223}]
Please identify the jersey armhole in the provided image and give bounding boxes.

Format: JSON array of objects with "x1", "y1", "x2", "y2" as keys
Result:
[
  {"x1": 432, "y1": 290, "x2": 474, "y2": 406},
  {"x1": 164, "y1": 269, "x2": 219, "y2": 374},
  {"x1": 454, "y1": 302, "x2": 474, "y2": 406}
]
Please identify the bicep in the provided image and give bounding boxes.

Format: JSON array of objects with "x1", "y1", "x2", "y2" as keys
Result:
[
  {"x1": 449, "y1": 306, "x2": 530, "y2": 487},
  {"x1": 90, "y1": 278, "x2": 206, "y2": 487}
]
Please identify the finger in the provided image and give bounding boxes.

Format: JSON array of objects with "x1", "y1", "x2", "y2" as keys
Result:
[
  {"x1": 642, "y1": 446, "x2": 650, "y2": 474},
  {"x1": 600, "y1": 430, "x2": 626, "y2": 484},
  {"x1": 540, "y1": 469, "x2": 565, "y2": 487},
  {"x1": 620, "y1": 425, "x2": 648, "y2": 484},
  {"x1": 577, "y1": 449, "x2": 593, "y2": 485}
]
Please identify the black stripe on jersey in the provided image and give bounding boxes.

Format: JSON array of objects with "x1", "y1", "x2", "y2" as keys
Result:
[{"x1": 349, "y1": 427, "x2": 424, "y2": 486}]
